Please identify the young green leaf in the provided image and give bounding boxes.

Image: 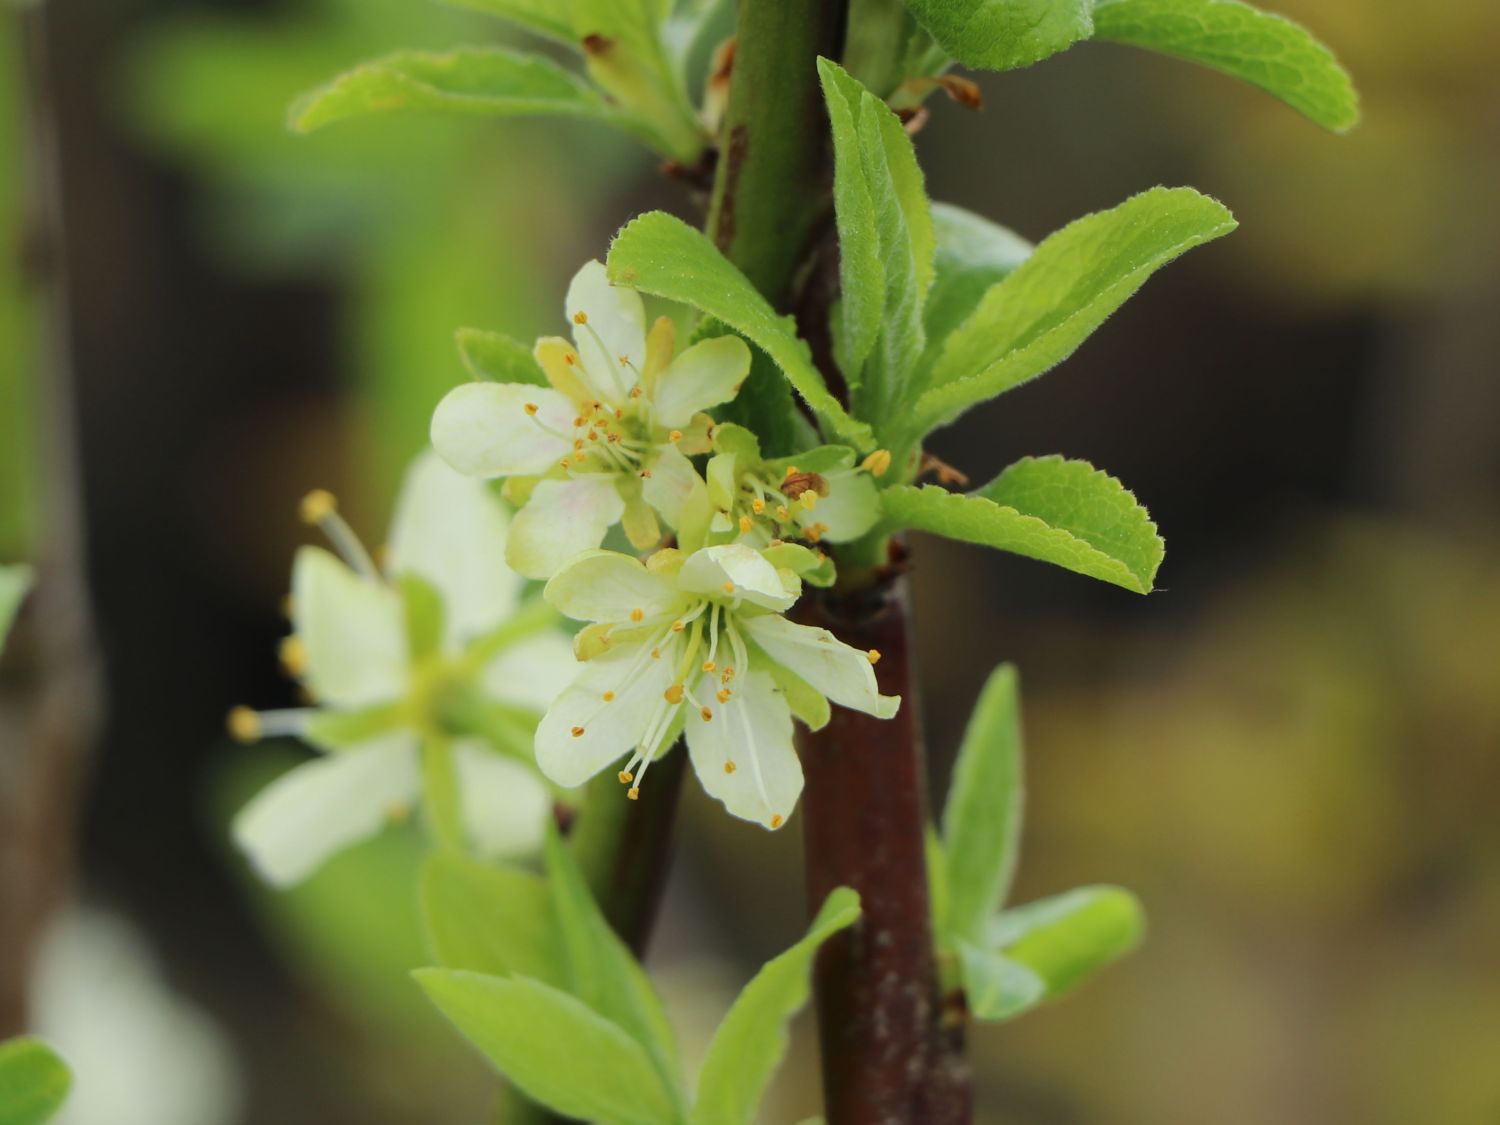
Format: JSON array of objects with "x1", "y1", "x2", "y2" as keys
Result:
[
  {"x1": 543, "y1": 828, "x2": 684, "y2": 1101},
  {"x1": 441, "y1": 0, "x2": 577, "y2": 45},
  {"x1": 956, "y1": 943, "x2": 1046, "y2": 1021},
  {"x1": 1092, "y1": 0, "x2": 1359, "y2": 133},
  {"x1": 923, "y1": 203, "x2": 1032, "y2": 348},
  {"x1": 988, "y1": 885, "x2": 1145, "y2": 996},
  {"x1": 290, "y1": 48, "x2": 636, "y2": 138},
  {"x1": 901, "y1": 0, "x2": 1094, "y2": 71},
  {"x1": 418, "y1": 852, "x2": 564, "y2": 986},
  {"x1": 0, "y1": 564, "x2": 32, "y2": 654},
  {"x1": 880, "y1": 456, "x2": 1164, "y2": 593},
  {"x1": 0, "y1": 1036, "x2": 71, "y2": 1125},
  {"x1": 690, "y1": 888, "x2": 861, "y2": 1125},
  {"x1": 817, "y1": 58, "x2": 934, "y2": 431},
  {"x1": 454, "y1": 328, "x2": 549, "y2": 386},
  {"x1": 942, "y1": 664, "x2": 1024, "y2": 946},
  {"x1": 415, "y1": 970, "x2": 684, "y2": 1125},
  {"x1": 908, "y1": 187, "x2": 1236, "y2": 442},
  {"x1": 606, "y1": 212, "x2": 873, "y2": 448}
]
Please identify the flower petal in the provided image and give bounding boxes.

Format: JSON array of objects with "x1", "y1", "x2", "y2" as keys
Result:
[
  {"x1": 535, "y1": 640, "x2": 677, "y2": 788},
  {"x1": 479, "y1": 629, "x2": 579, "y2": 712},
  {"x1": 686, "y1": 668, "x2": 801, "y2": 829},
  {"x1": 566, "y1": 260, "x2": 646, "y2": 400},
  {"x1": 231, "y1": 733, "x2": 420, "y2": 886},
  {"x1": 796, "y1": 471, "x2": 881, "y2": 541},
  {"x1": 453, "y1": 740, "x2": 552, "y2": 860},
  {"x1": 544, "y1": 549, "x2": 682, "y2": 623},
  {"x1": 386, "y1": 450, "x2": 523, "y2": 645},
  {"x1": 651, "y1": 335, "x2": 750, "y2": 428},
  {"x1": 641, "y1": 443, "x2": 704, "y2": 530},
  {"x1": 430, "y1": 382, "x2": 574, "y2": 478},
  {"x1": 742, "y1": 614, "x2": 900, "y2": 719},
  {"x1": 292, "y1": 546, "x2": 407, "y2": 708},
  {"x1": 679, "y1": 543, "x2": 796, "y2": 611},
  {"x1": 505, "y1": 477, "x2": 626, "y2": 581}
]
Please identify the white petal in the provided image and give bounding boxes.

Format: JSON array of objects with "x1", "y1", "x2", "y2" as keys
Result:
[
  {"x1": 292, "y1": 546, "x2": 407, "y2": 708},
  {"x1": 505, "y1": 477, "x2": 626, "y2": 581},
  {"x1": 231, "y1": 733, "x2": 420, "y2": 886},
  {"x1": 479, "y1": 630, "x2": 579, "y2": 712},
  {"x1": 386, "y1": 450, "x2": 523, "y2": 645},
  {"x1": 535, "y1": 639, "x2": 678, "y2": 788},
  {"x1": 430, "y1": 382, "x2": 574, "y2": 478},
  {"x1": 650, "y1": 335, "x2": 750, "y2": 428},
  {"x1": 686, "y1": 669, "x2": 801, "y2": 829},
  {"x1": 679, "y1": 543, "x2": 796, "y2": 611},
  {"x1": 566, "y1": 261, "x2": 646, "y2": 401},
  {"x1": 796, "y1": 471, "x2": 881, "y2": 541},
  {"x1": 641, "y1": 443, "x2": 705, "y2": 530},
  {"x1": 543, "y1": 549, "x2": 682, "y2": 623},
  {"x1": 453, "y1": 740, "x2": 551, "y2": 860},
  {"x1": 742, "y1": 614, "x2": 900, "y2": 719}
]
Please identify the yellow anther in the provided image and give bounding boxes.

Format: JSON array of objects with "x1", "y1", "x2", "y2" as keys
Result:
[
  {"x1": 298, "y1": 488, "x2": 337, "y2": 525},
  {"x1": 602, "y1": 691, "x2": 616, "y2": 702},
  {"x1": 627, "y1": 787, "x2": 641, "y2": 801},
  {"x1": 524, "y1": 402, "x2": 539, "y2": 416},
  {"x1": 651, "y1": 647, "x2": 662, "y2": 659},
  {"x1": 770, "y1": 815, "x2": 784, "y2": 829},
  {"x1": 724, "y1": 760, "x2": 737, "y2": 774},
  {"x1": 227, "y1": 706, "x2": 260, "y2": 743},
  {"x1": 572, "y1": 451, "x2": 586, "y2": 464},
  {"x1": 800, "y1": 490, "x2": 818, "y2": 511},
  {"x1": 563, "y1": 353, "x2": 577, "y2": 365},
  {"x1": 716, "y1": 687, "x2": 731, "y2": 703},
  {"x1": 559, "y1": 459, "x2": 571, "y2": 470},
  {"x1": 739, "y1": 515, "x2": 753, "y2": 533},
  {"x1": 721, "y1": 665, "x2": 736, "y2": 681},
  {"x1": 776, "y1": 505, "x2": 791, "y2": 521},
  {"x1": 573, "y1": 439, "x2": 585, "y2": 451},
  {"x1": 702, "y1": 660, "x2": 716, "y2": 673},
  {"x1": 700, "y1": 706, "x2": 713, "y2": 721},
  {"x1": 722, "y1": 581, "x2": 736, "y2": 594},
  {"x1": 630, "y1": 608, "x2": 645, "y2": 622},
  {"x1": 571, "y1": 725, "x2": 586, "y2": 737},
  {"x1": 573, "y1": 310, "x2": 588, "y2": 325},
  {"x1": 278, "y1": 635, "x2": 307, "y2": 676},
  {"x1": 862, "y1": 448, "x2": 893, "y2": 477},
  {"x1": 574, "y1": 416, "x2": 586, "y2": 427},
  {"x1": 587, "y1": 430, "x2": 599, "y2": 442},
  {"x1": 867, "y1": 649, "x2": 882, "y2": 665},
  {"x1": 669, "y1": 429, "x2": 683, "y2": 443},
  {"x1": 784, "y1": 465, "x2": 799, "y2": 478},
  {"x1": 671, "y1": 619, "x2": 686, "y2": 632},
  {"x1": 618, "y1": 355, "x2": 629, "y2": 366},
  {"x1": 664, "y1": 683, "x2": 685, "y2": 704},
  {"x1": 639, "y1": 469, "x2": 653, "y2": 479},
  {"x1": 618, "y1": 770, "x2": 633, "y2": 784},
  {"x1": 751, "y1": 498, "x2": 766, "y2": 514},
  {"x1": 767, "y1": 538, "x2": 784, "y2": 548},
  {"x1": 630, "y1": 386, "x2": 643, "y2": 399}
]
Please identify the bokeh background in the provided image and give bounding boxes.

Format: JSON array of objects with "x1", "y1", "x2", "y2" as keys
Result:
[{"x1": 3, "y1": 0, "x2": 1498, "y2": 1122}]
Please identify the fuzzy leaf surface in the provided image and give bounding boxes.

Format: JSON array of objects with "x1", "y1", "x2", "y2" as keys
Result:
[
  {"x1": 923, "y1": 202, "x2": 1031, "y2": 348},
  {"x1": 902, "y1": 0, "x2": 1094, "y2": 70},
  {"x1": 455, "y1": 328, "x2": 549, "y2": 386}
]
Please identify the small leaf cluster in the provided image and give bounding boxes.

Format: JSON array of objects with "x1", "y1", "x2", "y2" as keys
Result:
[{"x1": 417, "y1": 829, "x2": 860, "y2": 1125}]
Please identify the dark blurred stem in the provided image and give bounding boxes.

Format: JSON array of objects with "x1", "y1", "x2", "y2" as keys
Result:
[
  {"x1": 0, "y1": 3, "x2": 103, "y2": 1033},
  {"x1": 707, "y1": 3, "x2": 970, "y2": 1120}
]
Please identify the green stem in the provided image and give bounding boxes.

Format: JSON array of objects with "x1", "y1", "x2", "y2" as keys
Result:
[{"x1": 419, "y1": 734, "x2": 464, "y2": 852}]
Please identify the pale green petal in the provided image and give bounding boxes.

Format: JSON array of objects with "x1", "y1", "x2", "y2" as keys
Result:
[
  {"x1": 566, "y1": 260, "x2": 646, "y2": 400},
  {"x1": 535, "y1": 640, "x2": 678, "y2": 788},
  {"x1": 796, "y1": 471, "x2": 880, "y2": 541},
  {"x1": 742, "y1": 614, "x2": 899, "y2": 719},
  {"x1": 231, "y1": 733, "x2": 420, "y2": 886},
  {"x1": 651, "y1": 335, "x2": 750, "y2": 428},
  {"x1": 543, "y1": 549, "x2": 682, "y2": 623},
  {"x1": 453, "y1": 740, "x2": 551, "y2": 859},
  {"x1": 387, "y1": 450, "x2": 523, "y2": 645},
  {"x1": 479, "y1": 629, "x2": 579, "y2": 712},
  {"x1": 686, "y1": 668, "x2": 801, "y2": 829},
  {"x1": 679, "y1": 544, "x2": 796, "y2": 611},
  {"x1": 430, "y1": 382, "x2": 575, "y2": 478},
  {"x1": 506, "y1": 477, "x2": 626, "y2": 581},
  {"x1": 292, "y1": 546, "x2": 407, "y2": 708},
  {"x1": 640, "y1": 443, "x2": 703, "y2": 529}
]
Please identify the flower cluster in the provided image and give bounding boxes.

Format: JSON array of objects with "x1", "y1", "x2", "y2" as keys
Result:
[{"x1": 430, "y1": 260, "x2": 900, "y2": 830}]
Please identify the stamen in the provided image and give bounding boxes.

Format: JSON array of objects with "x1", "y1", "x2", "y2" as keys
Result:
[
  {"x1": 700, "y1": 706, "x2": 713, "y2": 721},
  {"x1": 716, "y1": 687, "x2": 731, "y2": 703},
  {"x1": 228, "y1": 706, "x2": 310, "y2": 742},
  {"x1": 724, "y1": 760, "x2": 737, "y2": 774},
  {"x1": 524, "y1": 402, "x2": 539, "y2": 416},
  {"x1": 770, "y1": 814, "x2": 784, "y2": 829},
  {"x1": 628, "y1": 787, "x2": 640, "y2": 800},
  {"x1": 227, "y1": 706, "x2": 260, "y2": 743},
  {"x1": 668, "y1": 429, "x2": 683, "y2": 443},
  {"x1": 751, "y1": 498, "x2": 766, "y2": 514},
  {"x1": 571, "y1": 725, "x2": 585, "y2": 737},
  {"x1": 618, "y1": 769, "x2": 633, "y2": 783},
  {"x1": 862, "y1": 448, "x2": 893, "y2": 477},
  {"x1": 867, "y1": 649, "x2": 882, "y2": 665},
  {"x1": 602, "y1": 691, "x2": 615, "y2": 702},
  {"x1": 671, "y1": 619, "x2": 686, "y2": 632},
  {"x1": 722, "y1": 581, "x2": 735, "y2": 594},
  {"x1": 278, "y1": 635, "x2": 307, "y2": 677},
  {"x1": 630, "y1": 608, "x2": 645, "y2": 622},
  {"x1": 573, "y1": 311, "x2": 588, "y2": 325},
  {"x1": 738, "y1": 515, "x2": 753, "y2": 533},
  {"x1": 299, "y1": 489, "x2": 379, "y2": 579},
  {"x1": 702, "y1": 660, "x2": 716, "y2": 673},
  {"x1": 664, "y1": 683, "x2": 684, "y2": 704}
]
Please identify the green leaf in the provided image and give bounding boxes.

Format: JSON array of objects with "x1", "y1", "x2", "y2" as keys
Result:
[
  {"x1": 942, "y1": 664, "x2": 1024, "y2": 946},
  {"x1": 901, "y1": 0, "x2": 1094, "y2": 71},
  {"x1": 418, "y1": 852, "x2": 565, "y2": 986},
  {"x1": 543, "y1": 827, "x2": 684, "y2": 1102},
  {"x1": 290, "y1": 47, "x2": 634, "y2": 137},
  {"x1": 989, "y1": 885, "x2": 1145, "y2": 996},
  {"x1": 880, "y1": 455, "x2": 1164, "y2": 592},
  {"x1": 923, "y1": 203, "x2": 1031, "y2": 347},
  {"x1": 1092, "y1": 0, "x2": 1359, "y2": 133},
  {"x1": 0, "y1": 1036, "x2": 70, "y2": 1125},
  {"x1": 606, "y1": 212, "x2": 873, "y2": 449},
  {"x1": 956, "y1": 943, "x2": 1046, "y2": 1020},
  {"x1": 415, "y1": 970, "x2": 683, "y2": 1125},
  {"x1": 908, "y1": 187, "x2": 1236, "y2": 441},
  {"x1": 690, "y1": 888, "x2": 861, "y2": 1125},
  {"x1": 817, "y1": 58, "x2": 933, "y2": 431},
  {"x1": 441, "y1": 0, "x2": 577, "y2": 45},
  {"x1": 709, "y1": 331, "x2": 807, "y2": 459},
  {"x1": 0, "y1": 564, "x2": 32, "y2": 654},
  {"x1": 455, "y1": 328, "x2": 548, "y2": 386}
]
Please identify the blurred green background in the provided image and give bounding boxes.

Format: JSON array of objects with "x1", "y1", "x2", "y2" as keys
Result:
[{"x1": 2, "y1": 0, "x2": 1498, "y2": 1121}]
